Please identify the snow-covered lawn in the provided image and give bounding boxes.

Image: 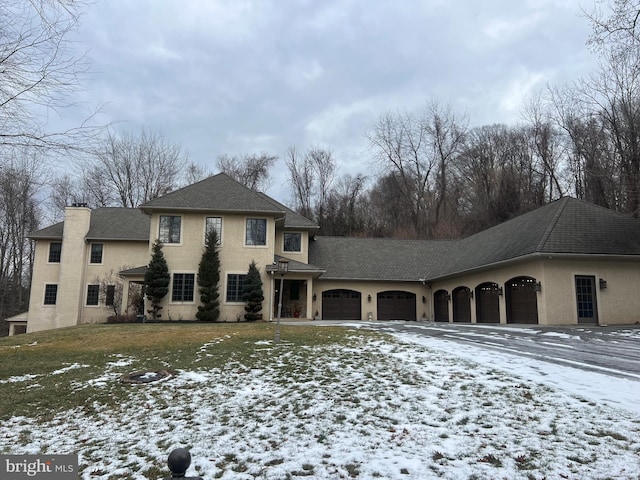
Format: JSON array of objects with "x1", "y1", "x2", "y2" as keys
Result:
[{"x1": 1, "y1": 328, "x2": 639, "y2": 479}]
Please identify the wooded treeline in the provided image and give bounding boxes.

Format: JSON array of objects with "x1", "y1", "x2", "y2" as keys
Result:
[{"x1": 2, "y1": 0, "x2": 639, "y2": 334}]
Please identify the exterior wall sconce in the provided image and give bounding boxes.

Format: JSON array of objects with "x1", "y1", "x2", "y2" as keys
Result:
[
  {"x1": 534, "y1": 281, "x2": 542, "y2": 292},
  {"x1": 468, "y1": 290, "x2": 474, "y2": 300},
  {"x1": 312, "y1": 293, "x2": 317, "y2": 301},
  {"x1": 367, "y1": 294, "x2": 372, "y2": 302},
  {"x1": 599, "y1": 279, "x2": 607, "y2": 290},
  {"x1": 497, "y1": 287, "x2": 503, "y2": 296},
  {"x1": 422, "y1": 295, "x2": 426, "y2": 303},
  {"x1": 446, "y1": 294, "x2": 451, "y2": 301}
]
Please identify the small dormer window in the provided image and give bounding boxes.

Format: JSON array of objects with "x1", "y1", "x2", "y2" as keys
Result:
[{"x1": 284, "y1": 232, "x2": 302, "y2": 252}]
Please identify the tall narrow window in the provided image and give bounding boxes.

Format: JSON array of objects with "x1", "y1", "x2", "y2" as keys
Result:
[
  {"x1": 226, "y1": 274, "x2": 246, "y2": 302},
  {"x1": 172, "y1": 273, "x2": 195, "y2": 302},
  {"x1": 48, "y1": 242, "x2": 62, "y2": 263},
  {"x1": 246, "y1": 218, "x2": 266, "y2": 246},
  {"x1": 44, "y1": 284, "x2": 58, "y2": 305},
  {"x1": 105, "y1": 285, "x2": 115, "y2": 306},
  {"x1": 284, "y1": 232, "x2": 302, "y2": 252},
  {"x1": 159, "y1": 215, "x2": 181, "y2": 244},
  {"x1": 205, "y1": 217, "x2": 222, "y2": 246},
  {"x1": 90, "y1": 243, "x2": 103, "y2": 264},
  {"x1": 87, "y1": 285, "x2": 100, "y2": 305}
]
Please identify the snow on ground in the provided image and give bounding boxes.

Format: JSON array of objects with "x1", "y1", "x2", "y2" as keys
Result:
[{"x1": 1, "y1": 331, "x2": 639, "y2": 479}]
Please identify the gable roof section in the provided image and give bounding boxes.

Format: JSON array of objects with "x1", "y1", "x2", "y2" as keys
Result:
[
  {"x1": 309, "y1": 237, "x2": 457, "y2": 281},
  {"x1": 140, "y1": 173, "x2": 285, "y2": 215}
]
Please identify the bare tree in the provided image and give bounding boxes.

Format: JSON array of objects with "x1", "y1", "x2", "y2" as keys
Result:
[
  {"x1": 216, "y1": 152, "x2": 277, "y2": 191},
  {"x1": 85, "y1": 128, "x2": 188, "y2": 208},
  {"x1": 586, "y1": 0, "x2": 640, "y2": 55},
  {"x1": 0, "y1": 154, "x2": 42, "y2": 335},
  {"x1": 0, "y1": 0, "x2": 102, "y2": 159},
  {"x1": 286, "y1": 145, "x2": 314, "y2": 219}
]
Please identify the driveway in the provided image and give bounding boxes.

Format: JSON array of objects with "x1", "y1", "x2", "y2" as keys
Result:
[{"x1": 302, "y1": 320, "x2": 640, "y2": 380}]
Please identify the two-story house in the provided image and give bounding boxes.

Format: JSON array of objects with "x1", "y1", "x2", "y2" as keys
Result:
[{"x1": 8, "y1": 173, "x2": 640, "y2": 335}]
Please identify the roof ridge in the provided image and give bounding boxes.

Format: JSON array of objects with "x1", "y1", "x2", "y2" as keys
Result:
[{"x1": 536, "y1": 196, "x2": 570, "y2": 251}]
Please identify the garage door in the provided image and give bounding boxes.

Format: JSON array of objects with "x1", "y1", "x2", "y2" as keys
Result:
[
  {"x1": 322, "y1": 289, "x2": 361, "y2": 320},
  {"x1": 434, "y1": 290, "x2": 450, "y2": 322},
  {"x1": 506, "y1": 277, "x2": 538, "y2": 324},
  {"x1": 377, "y1": 291, "x2": 416, "y2": 321},
  {"x1": 475, "y1": 282, "x2": 500, "y2": 323},
  {"x1": 452, "y1": 286, "x2": 471, "y2": 322}
]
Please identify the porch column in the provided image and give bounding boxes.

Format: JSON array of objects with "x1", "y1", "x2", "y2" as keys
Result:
[{"x1": 306, "y1": 278, "x2": 314, "y2": 319}]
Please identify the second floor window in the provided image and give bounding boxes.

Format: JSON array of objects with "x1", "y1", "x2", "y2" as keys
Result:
[
  {"x1": 172, "y1": 273, "x2": 194, "y2": 302},
  {"x1": 48, "y1": 242, "x2": 62, "y2": 263},
  {"x1": 246, "y1": 218, "x2": 266, "y2": 246},
  {"x1": 90, "y1": 244, "x2": 103, "y2": 263},
  {"x1": 284, "y1": 233, "x2": 302, "y2": 252},
  {"x1": 205, "y1": 217, "x2": 222, "y2": 246},
  {"x1": 159, "y1": 215, "x2": 181, "y2": 244},
  {"x1": 87, "y1": 285, "x2": 100, "y2": 305}
]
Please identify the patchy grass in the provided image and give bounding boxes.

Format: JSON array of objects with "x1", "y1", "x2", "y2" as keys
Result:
[{"x1": 1, "y1": 323, "x2": 639, "y2": 479}]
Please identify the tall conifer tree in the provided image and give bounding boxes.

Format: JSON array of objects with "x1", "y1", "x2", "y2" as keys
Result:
[
  {"x1": 144, "y1": 240, "x2": 169, "y2": 319},
  {"x1": 196, "y1": 229, "x2": 221, "y2": 321},
  {"x1": 242, "y1": 260, "x2": 264, "y2": 321}
]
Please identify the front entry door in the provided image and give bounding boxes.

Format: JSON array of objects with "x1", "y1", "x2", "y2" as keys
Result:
[{"x1": 575, "y1": 276, "x2": 598, "y2": 324}]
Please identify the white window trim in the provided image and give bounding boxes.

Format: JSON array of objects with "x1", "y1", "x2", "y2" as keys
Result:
[
  {"x1": 283, "y1": 231, "x2": 303, "y2": 253},
  {"x1": 244, "y1": 217, "x2": 268, "y2": 248},
  {"x1": 225, "y1": 272, "x2": 247, "y2": 304},
  {"x1": 89, "y1": 243, "x2": 104, "y2": 265},
  {"x1": 43, "y1": 283, "x2": 58, "y2": 306},
  {"x1": 85, "y1": 284, "x2": 101, "y2": 307},
  {"x1": 170, "y1": 271, "x2": 197, "y2": 304},
  {"x1": 158, "y1": 214, "x2": 183, "y2": 246}
]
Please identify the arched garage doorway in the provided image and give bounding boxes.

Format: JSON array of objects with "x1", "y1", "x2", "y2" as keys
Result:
[
  {"x1": 377, "y1": 291, "x2": 416, "y2": 321},
  {"x1": 452, "y1": 286, "x2": 471, "y2": 322},
  {"x1": 475, "y1": 282, "x2": 501, "y2": 323},
  {"x1": 505, "y1": 277, "x2": 539, "y2": 324},
  {"x1": 433, "y1": 290, "x2": 449, "y2": 322},
  {"x1": 322, "y1": 289, "x2": 361, "y2": 320}
]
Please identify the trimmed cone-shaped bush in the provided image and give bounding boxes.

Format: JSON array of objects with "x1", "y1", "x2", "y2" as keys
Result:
[
  {"x1": 243, "y1": 260, "x2": 264, "y2": 321},
  {"x1": 144, "y1": 240, "x2": 169, "y2": 319},
  {"x1": 196, "y1": 229, "x2": 220, "y2": 321}
]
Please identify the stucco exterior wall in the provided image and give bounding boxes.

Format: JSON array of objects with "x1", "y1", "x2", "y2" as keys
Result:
[
  {"x1": 274, "y1": 230, "x2": 309, "y2": 264},
  {"x1": 148, "y1": 212, "x2": 276, "y2": 322},
  {"x1": 540, "y1": 257, "x2": 640, "y2": 325},
  {"x1": 27, "y1": 238, "x2": 63, "y2": 333}
]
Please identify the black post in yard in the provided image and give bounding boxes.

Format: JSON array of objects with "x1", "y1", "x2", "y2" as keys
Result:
[
  {"x1": 164, "y1": 448, "x2": 202, "y2": 480},
  {"x1": 275, "y1": 258, "x2": 289, "y2": 345}
]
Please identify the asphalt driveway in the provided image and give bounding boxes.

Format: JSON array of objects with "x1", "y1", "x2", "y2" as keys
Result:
[{"x1": 302, "y1": 320, "x2": 640, "y2": 380}]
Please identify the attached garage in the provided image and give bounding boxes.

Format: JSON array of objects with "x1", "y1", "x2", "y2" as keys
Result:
[
  {"x1": 322, "y1": 289, "x2": 361, "y2": 320},
  {"x1": 506, "y1": 277, "x2": 538, "y2": 324},
  {"x1": 377, "y1": 291, "x2": 416, "y2": 321},
  {"x1": 475, "y1": 282, "x2": 500, "y2": 323}
]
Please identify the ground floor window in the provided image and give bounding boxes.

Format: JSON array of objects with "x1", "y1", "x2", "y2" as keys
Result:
[
  {"x1": 226, "y1": 274, "x2": 246, "y2": 302},
  {"x1": 86, "y1": 285, "x2": 100, "y2": 305},
  {"x1": 172, "y1": 273, "x2": 194, "y2": 302},
  {"x1": 44, "y1": 284, "x2": 58, "y2": 305}
]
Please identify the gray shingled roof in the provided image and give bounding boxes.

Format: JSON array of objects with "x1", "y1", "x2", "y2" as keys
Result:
[
  {"x1": 29, "y1": 221, "x2": 64, "y2": 240},
  {"x1": 266, "y1": 255, "x2": 325, "y2": 275},
  {"x1": 309, "y1": 237, "x2": 457, "y2": 281},
  {"x1": 310, "y1": 197, "x2": 640, "y2": 282},
  {"x1": 140, "y1": 173, "x2": 285, "y2": 215},
  {"x1": 86, "y1": 208, "x2": 150, "y2": 241},
  {"x1": 257, "y1": 193, "x2": 319, "y2": 230},
  {"x1": 29, "y1": 208, "x2": 150, "y2": 242}
]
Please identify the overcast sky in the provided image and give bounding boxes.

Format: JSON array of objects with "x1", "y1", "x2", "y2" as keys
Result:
[{"x1": 61, "y1": 0, "x2": 599, "y2": 204}]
